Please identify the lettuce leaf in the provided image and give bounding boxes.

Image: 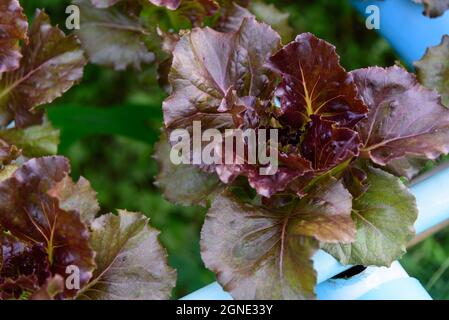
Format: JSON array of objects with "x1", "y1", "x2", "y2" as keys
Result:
[
  {"x1": 353, "y1": 66, "x2": 449, "y2": 166},
  {"x1": 201, "y1": 178, "x2": 354, "y2": 299}
]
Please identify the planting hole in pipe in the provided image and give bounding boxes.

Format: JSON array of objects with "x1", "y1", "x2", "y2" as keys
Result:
[{"x1": 332, "y1": 266, "x2": 367, "y2": 279}]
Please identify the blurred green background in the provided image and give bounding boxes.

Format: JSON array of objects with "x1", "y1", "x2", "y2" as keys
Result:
[{"x1": 22, "y1": 0, "x2": 449, "y2": 299}]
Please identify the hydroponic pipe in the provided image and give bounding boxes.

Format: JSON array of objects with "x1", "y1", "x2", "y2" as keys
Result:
[
  {"x1": 182, "y1": 164, "x2": 449, "y2": 300},
  {"x1": 182, "y1": 271, "x2": 432, "y2": 300},
  {"x1": 350, "y1": 0, "x2": 449, "y2": 66},
  {"x1": 182, "y1": 0, "x2": 449, "y2": 300},
  {"x1": 316, "y1": 262, "x2": 431, "y2": 300}
]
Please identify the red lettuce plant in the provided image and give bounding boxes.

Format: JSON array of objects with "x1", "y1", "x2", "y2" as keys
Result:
[
  {"x1": 0, "y1": 0, "x2": 176, "y2": 300},
  {"x1": 0, "y1": 0, "x2": 85, "y2": 166},
  {"x1": 156, "y1": 13, "x2": 449, "y2": 299},
  {"x1": 0, "y1": 156, "x2": 176, "y2": 300}
]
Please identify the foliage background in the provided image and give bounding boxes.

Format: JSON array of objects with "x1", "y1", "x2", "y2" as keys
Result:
[{"x1": 22, "y1": 0, "x2": 449, "y2": 299}]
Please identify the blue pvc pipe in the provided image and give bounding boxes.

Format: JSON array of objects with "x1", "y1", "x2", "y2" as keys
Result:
[
  {"x1": 182, "y1": 0, "x2": 449, "y2": 300},
  {"x1": 350, "y1": 0, "x2": 449, "y2": 66}
]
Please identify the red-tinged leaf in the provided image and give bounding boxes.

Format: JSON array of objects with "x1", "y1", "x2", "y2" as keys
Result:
[
  {"x1": 154, "y1": 133, "x2": 223, "y2": 206},
  {"x1": 216, "y1": 2, "x2": 253, "y2": 32},
  {"x1": 163, "y1": 19, "x2": 280, "y2": 184},
  {"x1": 0, "y1": 157, "x2": 95, "y2": 297},
  {"x1": 201, "y1": 189, "x2": 317, "y2": 300},
  {"x1": 414, "y1": 35, "x2": 449, "y2": 107},
  {"x1": 91, "y1": 0, "x2": 181, "y2": 10},
  {"x1": 157, "y1": 27, "x2": 180, "y2": 55},
  {"x1": 201, "y1": 179, "x2": 354, "y2": 299},
  {"x1": 353, "y1": 66, "x2": 449, "y2": 166},
  {"x1": 216, "y1": 1, "x2": 292, "y2": 41},
  {"x1": 149, "y1": 0, "x2": 181, "y2": 10},
  {"x1": 0, "y1": 275, "x2": 39, "y2": 300},
  {"x1": 0, "y1": 0, "x2": 28, "y2": 74},
  {"x1": 415, "y1": 0, "x2": 449, "y2": 18},
  {"x1": 77, "y1": 210, "x2": 176, "y2": 300},
  {"x1": 90, "y1": 0, "x2": 121, "y2": 8},
  {"x1": 244, "y1": 169, "x2": 302, "y2": 198},
  {"x1": 99, "y1": 0, "x2": 217, "y2": 26},
  {"x1": 156, "y1": 28, "x2": 180, "y2": 92},
  {"x1": 1, "y1": 240, "x2": 50, "y2": 284},
  {"x1": 48, "y1": 176, "x2": 100, "y2": 224},
  {"x1": 163, "y1": 17, "x2": 280, "y2": 133},
  {"x1": 267, "y1": 33, "x2": 367, "y2": 128},
  {"x1": 301, "y1": 115, "x2": 360, "y2": 171},
  {"x1": 384, "y1": 156, "x2": 428, "y2": 180},
  {"x1": 179, "y1": 0, "x2": 219, "y2": 26},
  {"x1": 0, "y1": 233, "x2": 51, "y2": 299},
  {"x1": 212, "y1": 115, "x2": 314, "y2": 198},
  {"x1": 75, "y1": 0, "x2": 154, "y2": 71},
  {"x1": 216, "y1": 162, "x2": 312, "y2": 198},
  {"x1": 342, "y1": 163, "x2": 368, "y2": 198},
  {"x1": 0, "y1": 10, "x2": 86, "y2": 128},
  {"x1": 30, "y1": 275, "x2": 64, "y2": 300}
]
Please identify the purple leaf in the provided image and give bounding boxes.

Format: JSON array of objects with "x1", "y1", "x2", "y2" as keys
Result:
[
  {"x1": 353, "y1": 66, "x2": 449, "y2": 166},
  {"x1": 268, "y1": 33, "x2": 368, "y2": 129},
  {"x1": 201, "y1": 178, "x2": 354, "y2": 299}
]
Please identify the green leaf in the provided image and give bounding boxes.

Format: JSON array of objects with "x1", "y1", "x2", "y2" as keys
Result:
[
  {"x1": 216, "y1": 1, "x2": 292, "y2": 42},
  {"x1": 177, "y1": 0, "x2": 219, "y2": 26},
  {"x1": 201, "y1": 178, "x2": 354, "y2": 300},
  {"x1": 415, "y1": 35, "x2": 449, "y2": 107},
  {"x1": 323, "y1": 166, "x2": 418, "y2": 266},
  {"x1": 77, "y1": 210, "x2": 176, "y2": 300},
  {"x1": 0, "y1": 164, "x2": 18, "y2": 182},
  {"x1": 154, "y1": 133, "x2": 223, "y2": 207},
  {"x1": 250, "y1": 1, "x2": 293, "y2": 42},
  {"x1": 75, "y1": 0, "x2": 155, "y2": 70},
  {"x1": 0, "y1": 122, "x2": 60, "y2": 157}
]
